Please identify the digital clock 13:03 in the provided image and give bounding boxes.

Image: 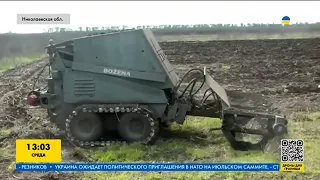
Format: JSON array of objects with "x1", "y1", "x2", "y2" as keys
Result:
[
  {"x1": 27, "y1": 143, "x2": 50, "y2": 151},
  {"x1": 16, "y1": 139, "x2": 61, "y2": 163}
]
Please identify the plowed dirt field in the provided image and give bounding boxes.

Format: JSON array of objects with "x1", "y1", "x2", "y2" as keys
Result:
[
  {"x1": 0, "y1": 38, "x2": 319, "y2": 179},
  {"x1": 161, "y1": 38, "x2": 320, "y2": 114}
]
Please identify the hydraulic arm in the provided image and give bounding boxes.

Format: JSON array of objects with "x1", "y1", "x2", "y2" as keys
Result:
[{"x1": 175, "y1": 67, "x2": 288, "y2": 150}]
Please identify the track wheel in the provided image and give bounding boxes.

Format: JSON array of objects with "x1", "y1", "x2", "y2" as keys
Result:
[
  {"x1": 118, "y1": 110, "x2": 159, "y2": 144},
  {"x1": 69, "y1": 111, "x2": 103, "y2": 142}
]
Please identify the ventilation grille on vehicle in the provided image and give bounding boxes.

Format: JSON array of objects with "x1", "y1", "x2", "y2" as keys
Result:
[{"x1": 73, "y1": 78, "x2": 95, "y2": 96}]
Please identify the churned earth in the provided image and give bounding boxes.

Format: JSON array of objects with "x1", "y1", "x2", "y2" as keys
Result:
[
  {"x1": 161, "y1": 38, "x2": 320, "y2": 114},
  {"x1": 0, "y1": 38, "x2": 319, "y2": 179}
]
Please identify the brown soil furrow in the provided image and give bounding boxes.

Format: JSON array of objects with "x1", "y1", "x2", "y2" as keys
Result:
[
  {"x1": 161, "y1": 38, "x2": 320, "y2": 114},
  {"x1": 0, "y1": 58, "x2": 48, "y2": 127},
  {"x1": 0, "y1": 59, "x2": 48, "y2": 101}
]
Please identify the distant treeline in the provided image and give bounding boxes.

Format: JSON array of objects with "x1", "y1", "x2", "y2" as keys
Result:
[
  {"x1": 1, "y1": 22, "x2": 320, "y2": 59},
  {"x1": 39, "y1": 22, "x2": 320, "y2": 34}
]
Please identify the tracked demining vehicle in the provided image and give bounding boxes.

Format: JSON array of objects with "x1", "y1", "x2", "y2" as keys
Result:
[{"x1": 26, "y1": 29, "x2": 288, "y2": 150}]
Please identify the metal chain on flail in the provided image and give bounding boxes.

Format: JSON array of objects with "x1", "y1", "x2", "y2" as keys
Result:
[{"x1": 65, "y1": 104, "x2": 159, "y2": 147}]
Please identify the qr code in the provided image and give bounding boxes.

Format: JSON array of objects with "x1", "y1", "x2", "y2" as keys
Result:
[{"x1": 281, "y1": 139, "x2": 304, "y2": 162}]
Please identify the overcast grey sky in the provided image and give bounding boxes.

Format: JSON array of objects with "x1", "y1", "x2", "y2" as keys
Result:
[{"x1": 0, "y1": 1, "x2": 319, "y2": 33}]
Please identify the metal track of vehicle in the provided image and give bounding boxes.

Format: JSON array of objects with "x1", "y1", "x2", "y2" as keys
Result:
[{"x1": 65, "y1": 104, "x2": 160, "y2": 147}]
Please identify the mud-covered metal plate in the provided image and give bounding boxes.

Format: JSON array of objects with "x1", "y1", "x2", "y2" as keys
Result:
[{"x1": 204, "y1": 67, "x2": 231, "y2": 107}]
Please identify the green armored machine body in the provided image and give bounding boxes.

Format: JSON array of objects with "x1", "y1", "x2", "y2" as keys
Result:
[{"x1": 27, "y1": 29, "x2": 288, "y2": 150}]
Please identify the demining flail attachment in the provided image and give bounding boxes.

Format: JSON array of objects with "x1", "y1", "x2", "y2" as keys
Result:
[
  {"x1": 221, "y1": 109, "x2": 288, "y2": 151},
  {"x1": 182, "y1": 67, "x2": 288, "y2": 151}
]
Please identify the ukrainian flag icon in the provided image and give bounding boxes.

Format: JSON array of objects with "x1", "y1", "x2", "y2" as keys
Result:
[{"x1": 282, "y1": 16, "x2": 290, "y2": 25}]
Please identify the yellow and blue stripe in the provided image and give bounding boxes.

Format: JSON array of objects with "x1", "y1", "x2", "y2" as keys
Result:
[{"x1": 282, "y1": 16, "x2": 290, "y2": 25}]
